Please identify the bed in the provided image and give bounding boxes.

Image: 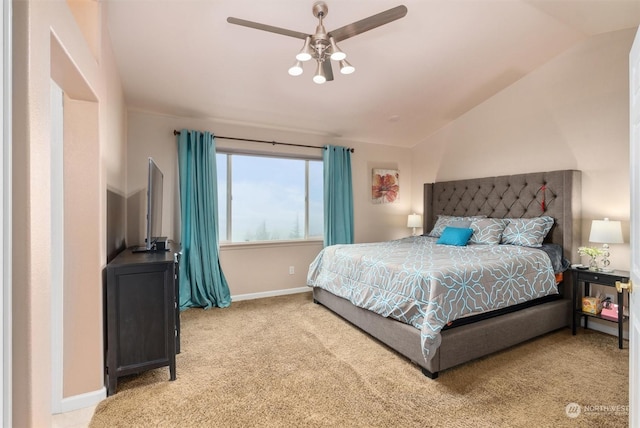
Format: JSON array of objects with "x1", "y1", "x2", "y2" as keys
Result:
[{"x1": 308, "y1": 170, "x2": 581, "y2": 379}]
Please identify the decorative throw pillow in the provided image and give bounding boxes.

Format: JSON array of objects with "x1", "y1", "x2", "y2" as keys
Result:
[
  {"x1": 428, "y1": 215, "x2": 486, "y2": 238},
  {"x1": 469, "y1": 218, "x2": 507, "y2": 245},
  {"x1": 500, "y1": 216, "x2": 555, "y2": 247},
  {"x1": 437, "y1": 226, "x2": 474, "y2": 246}
]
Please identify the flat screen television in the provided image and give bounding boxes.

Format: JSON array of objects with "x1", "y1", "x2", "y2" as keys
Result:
[{"x1": 133, "y1": 157, "x2": 164, "y2": 252}]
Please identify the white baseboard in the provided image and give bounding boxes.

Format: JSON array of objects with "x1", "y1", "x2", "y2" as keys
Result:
[
  {"x1": 580, "y1": 318, "x2": 629, "y2": 340},
  {"x1": 231, "y1": 287, "x2": 311, "y2": 302},
  {"x1": 54, "y1": 386, "x2": 106, "y2": 414}
]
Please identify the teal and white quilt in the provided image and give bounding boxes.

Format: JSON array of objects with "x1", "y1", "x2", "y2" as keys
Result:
[{"x1": 307, "y1": 236, "x2": 558, "y2": 361}]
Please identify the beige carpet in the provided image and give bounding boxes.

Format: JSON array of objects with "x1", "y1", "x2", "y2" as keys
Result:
[{"x1": 90, "y1": 292, "x2": 629, "y2": 427}]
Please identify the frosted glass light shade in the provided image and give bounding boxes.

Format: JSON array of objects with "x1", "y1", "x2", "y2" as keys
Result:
[
  {"x1": 296, "y1": 36, "x2": 313, "y2": 62},
  {"x1": 329, "y1": 37, "x2": 346, "y2": 61},
  {"x1": 288, "y1": 61, "x2": 304, "y2": 76},
  {"x1": 339, "y1": 59, "x2": 355, "y2": 75},
  {"x1": 313, "y1": 61, "x2": 326, "y2": 84}
]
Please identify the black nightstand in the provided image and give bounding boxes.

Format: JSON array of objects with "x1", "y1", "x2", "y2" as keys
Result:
[{"x1": 572, "y1": 267, "x2": 630, "y2": 349}]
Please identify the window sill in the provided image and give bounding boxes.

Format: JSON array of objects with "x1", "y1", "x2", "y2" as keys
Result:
[{"x1": 220, "y1": 239, "x2": 323, "y2": 251}]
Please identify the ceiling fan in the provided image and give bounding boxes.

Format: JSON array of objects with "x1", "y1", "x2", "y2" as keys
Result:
[{"x1": 227, "y1": 2, "x2": 408, "y2": 84}]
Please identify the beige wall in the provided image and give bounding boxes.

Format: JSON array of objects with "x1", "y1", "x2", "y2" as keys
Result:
[
  {"x1": 12, "y1": 0, "x2": 126, "y2": 425},
  {"x1": 412, "y1": 28, "x2": 634, "y2": 271},
  {"x1": 62, "y1": 96, "x2": 102, "y2": 398},
  {"x1": 126, "y1": 110, "x2": 414, "y2": 296}
]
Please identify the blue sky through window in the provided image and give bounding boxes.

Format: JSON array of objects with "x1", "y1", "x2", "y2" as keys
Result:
[{"x1": 216, "y1": 153, "x2": 323, "y2": 242}]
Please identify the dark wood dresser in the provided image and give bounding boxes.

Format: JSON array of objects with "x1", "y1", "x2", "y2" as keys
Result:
[{"x1": 105, "y1": 248, "x2": 180, "y2": 395}]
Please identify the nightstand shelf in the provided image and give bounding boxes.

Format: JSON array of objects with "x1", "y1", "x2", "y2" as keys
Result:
[
  {"x1": 575, "y1": 310, "x2": 628, "y2": 323},
  {"x1": 572, "y1": 267, "x2": 630, "y2": 349}
]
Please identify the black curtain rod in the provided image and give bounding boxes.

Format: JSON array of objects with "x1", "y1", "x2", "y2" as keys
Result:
[{"x1": 173, "y1": 130, "x2": 354, "y2": 153}]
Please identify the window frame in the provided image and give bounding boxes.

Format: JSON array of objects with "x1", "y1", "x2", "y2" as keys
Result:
[{"x1": 216, "y1": 149, "x2": 323, "y2": 245}]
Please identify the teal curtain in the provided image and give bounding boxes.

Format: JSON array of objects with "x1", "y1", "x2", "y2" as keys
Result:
[
  {"x1": 323, "y1": 145, "x2": 354, "y2": 246},
  {"x1": 177, "y1": 129, "x2": 231, "y2": 309}
]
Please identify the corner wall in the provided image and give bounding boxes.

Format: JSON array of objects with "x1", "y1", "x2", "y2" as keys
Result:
[{"x1": 411, "y1": 28, "x2": 634, "y2": 271}]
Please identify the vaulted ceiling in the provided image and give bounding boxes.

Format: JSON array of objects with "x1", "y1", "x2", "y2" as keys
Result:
[{"x1": 105, "y1": 0, "x2": 640, "y2": 147}]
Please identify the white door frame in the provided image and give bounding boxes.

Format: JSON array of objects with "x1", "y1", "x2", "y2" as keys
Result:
[
  {"x1": 50, "y1": 81, "x2": 64, "y2": 414},
  {"x1": 628, "y1": 25, "x2": 640, "y2": 427},
  {"x1": 1, "y1": 0, "x2": 12, "y2": 425}
]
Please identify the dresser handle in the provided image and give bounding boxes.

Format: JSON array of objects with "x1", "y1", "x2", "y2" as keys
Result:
[{"x1": 616, "y1": 280, "x2": 633, "y2": 293}]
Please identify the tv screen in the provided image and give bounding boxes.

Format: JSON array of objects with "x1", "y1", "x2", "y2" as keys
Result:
[{"x1": 146, "y1": 157, "x2": 164, "y2": 250}]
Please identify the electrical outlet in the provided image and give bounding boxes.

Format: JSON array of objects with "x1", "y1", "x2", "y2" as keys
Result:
[{"x1": 289, "y1": 266, "x2": 295, "y2": 275}]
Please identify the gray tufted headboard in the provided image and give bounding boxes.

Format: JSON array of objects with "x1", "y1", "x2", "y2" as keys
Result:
[{"x1": 423, "y1": 170, "x2": 582, "y2": 295}]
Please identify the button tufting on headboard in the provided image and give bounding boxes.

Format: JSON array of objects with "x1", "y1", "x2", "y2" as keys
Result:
[{"x1": 423, "y1": 170, "x2": 582, "y2": 291}]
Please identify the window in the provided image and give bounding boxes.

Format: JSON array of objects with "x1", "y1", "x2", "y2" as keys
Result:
[{"x1": 216, "y1": 153, "x2": 323, "y2": 243}]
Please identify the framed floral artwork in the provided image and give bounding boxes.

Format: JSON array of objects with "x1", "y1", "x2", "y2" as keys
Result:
[{"x1": 372, "y1": 169, "x2": 399, "y2": 204}]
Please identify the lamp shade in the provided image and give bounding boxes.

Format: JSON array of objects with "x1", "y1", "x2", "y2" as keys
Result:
[
  {"x1": 288, "y1": 61, "x2": 304, "y2": 76},
  {"x1": 312, "y1": 60, "x2": 326, "y2": 84},
  {"x1": 339, "y1": 59, "x2": 355, "y2": 75},
  {"x1": 329, "y1": 37, "x2": 346, "y2": 61},
  {"x1": 589, "y1": 218, "x2": 623, "y2": 244},
  {"x1": 295, "y1": 36, "x2": 313, "y2": 62},
  {"x1": 407, "y1": 214, "x2": 422, "y2": 228}
]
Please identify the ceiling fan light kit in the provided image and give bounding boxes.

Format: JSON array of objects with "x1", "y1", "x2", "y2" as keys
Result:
[
  {"x1": 329, "y1": 37, "x2": 346, "y2": 61},
  {"x1": 295, "y1": 36, "x2": 313, "y2": 62},
  {"x1": 228, "y1": 2, "x2": 407, "y2": 84},
  {"x1": 288, "y1": 60, "x2": 304, "y2": 76},
  {"x1": 339, "y1": 59, "x2": 355, "y2": 75},
  {"x1": 313, "y1": 61, "x2": 327, "y2": 84}
]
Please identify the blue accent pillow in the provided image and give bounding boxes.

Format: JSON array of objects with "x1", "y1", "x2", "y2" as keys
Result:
[{"x1": 437, "y1": 226, "x2": 474, "y2": 246}]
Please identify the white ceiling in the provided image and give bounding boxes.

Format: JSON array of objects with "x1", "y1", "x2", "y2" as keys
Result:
[{"x1": 105, "y1": 0, "x2": 640, "y2": 148}]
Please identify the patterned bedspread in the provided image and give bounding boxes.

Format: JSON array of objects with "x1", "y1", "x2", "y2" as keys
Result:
[{"x1": 306, "y1": 236, "x2": 558, "y2": 361}]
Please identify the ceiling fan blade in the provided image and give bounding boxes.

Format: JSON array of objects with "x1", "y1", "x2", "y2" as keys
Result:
[
  {"x1": 328, "y1": 5, "x2": 408, "y2": 42},
  {"x1": 227, "y1": 17, "x2": 309, "y2": 40},
  {"x1": 323, "y1": 60, "x2": 334, "y2": 82}
]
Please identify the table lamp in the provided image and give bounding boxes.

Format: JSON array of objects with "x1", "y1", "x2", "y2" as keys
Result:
[
  {"x1": 589, "y1": 218, "x2": 623, "y2": 272},
  {"x1": 407, "y1": 213, "x2": 422, "y2": 236}
]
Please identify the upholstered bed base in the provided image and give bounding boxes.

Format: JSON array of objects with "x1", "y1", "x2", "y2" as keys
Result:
[
  {"x1": 313, "y1": 287, "x2": 571, "y2": 378},
  {"x1": 311, "y1": 170, "x2": 581, "y2": 378}
]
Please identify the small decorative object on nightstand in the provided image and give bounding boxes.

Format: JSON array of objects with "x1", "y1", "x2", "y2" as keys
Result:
[
  {"x1": 578, "y1": 246, "x2": 602, "y2": 271},
  {"x1": 407, "y1": 213, "x2": 422, "y2": 236},
  {"x1": 572, "y1": 267, "x2": 630, "y2": 349}
]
